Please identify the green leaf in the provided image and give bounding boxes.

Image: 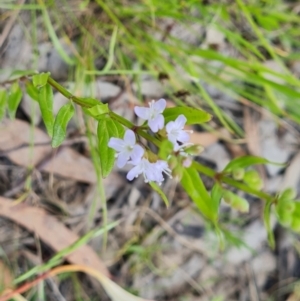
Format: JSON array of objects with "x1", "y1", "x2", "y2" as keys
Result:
[
  {"x1": 149, "y1": 182, "x2": 169, "y2": 207},
  {"x1": 78, "y1": 97, "x2": 100, "y2": 107},
  {"x1": 211, "y1": 183, "x2": 223, "y2": 211},
  {"x1": 25, "y1": 82, "x2": 39, "y2": 102},
  {"x1": 9, "y1": 69, "x2": 37, "y2": 81},
  {"x1": 38, "y1": 83, "x2": 54, "y2": 137},
  {"x1": 223, "y1": 155, "x2": 284, "y2": 172},
  {"x1": 84, "y1": 103, "x2": 109, "y2": 119},
  {"x1": 51, "y1": 103, "x2": 75, "y2": 148},
  {"x1": 40, "y1": 5, "x2": 75, "y2": 65},
  {"x1": 263, "y1": 201, "x2": 275, "y2": 249},
  {"x1": 32, "y1": 72, "x2": 50, "y2": 88},
  {"x1": 163, "y1": 106, "x2": 211, "y2": 125},
  {"x1": 97, "y1": 118, "x2": 124, "y2": 178},
  {"x1": 291, "y1": 203, "x2": 300, "y2": 232},
  {"x1": 7, "y1": 82, "x2": 22, "y2": 119},
  {"x1": 279, "y1": 188, "x2": 296, "y2": 201},
  {"x1": 0, "y1": 89, "x2": 7, "y2": 121},
  {"x1": 158, "y1": 139, "x2": 173, "y2": 160},
  {"x1": 181, "y1": 167, "x2": 217, "y2": 221}
]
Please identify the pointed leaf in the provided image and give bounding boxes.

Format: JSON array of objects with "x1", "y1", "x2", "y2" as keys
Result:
[
  {"x1": 26, "y1": 82, "x2": 39, "y2": 102},
  {"x1": 52, "y1": 103, "x2": 75, "y2": 148},
  {"x1": 211, "y1": 183, "x2": 223, "y2": 212},
  {"x1": 32, "y1": 72, "x2": 50, "y2": 88},
  {"x1": 0, "y1": 89, "x2": 7, "y2": 121},
  {"x1": 181, "y1": 167, "x2": 217, "y2": 221},
  {"x1": 224, "y1": 155, "x2": 284, "y2": 172},
  {"x1": 158, "y1": 139, "x2": 174, "y2": 160},
  {"x1": 9, "y1": 69, "x2": 37, "y2": 81},
  {"x1": 7, "y1": 82, "x2": 22, "y2": 119},
  {"x1": 291, "y1": 203, "x2": 300, "y2": 233},
  {"x1": 97, "y1": 118, "x2": 124, "y2": 178},
  {"x1": 149, "y1": 182, "x2": 169, "y2": 207},
  {"x1": 38, "y1": 83, "x2": 55, "y2": 137},
  {"x1": 84, "y1": 103, "x2": 109, "y2": 119},
  {"x1": 263, "y1": 201, "x2": 275, "y2": 249},
  {"x1": 163, "y1": 106, "x2": 211, "y2": 125}
]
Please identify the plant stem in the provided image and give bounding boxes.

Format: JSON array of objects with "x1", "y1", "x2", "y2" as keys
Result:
[
  {"x1": 193, "y1": 162, "x2": 273, "y2": 202},
  {"x1": 47, "y1": 76, "x2": 273, "y2": 203},
  {"x1": 47, "y1": 77, "x2": 98, "y2": 107}
]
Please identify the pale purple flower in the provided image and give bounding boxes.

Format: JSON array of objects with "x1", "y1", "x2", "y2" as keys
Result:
[
  {"x1": 108, "y1": 129, "x2": 144, "y2": 168},
  {"x1": 174, "y1": 143, "x2": 194, "y2": 168},
  {"x1": 127, "y1": 158, "x2": 171, "y2": 185},
  {"x1": 153, "y1": 160, "x2": 173, "y2": 185},
  {"x1": 183, "y1": 158, "x2": 192, "y2": 167},
  {"x1": 166, "y1": 115, "x2": 192, "y2": 146},
  {"x1": 126, "y1": 158, "x2": 155, "y2": 183},
  {"x1": 134, "y1": 98, "x2": 166, "y2": 132}
]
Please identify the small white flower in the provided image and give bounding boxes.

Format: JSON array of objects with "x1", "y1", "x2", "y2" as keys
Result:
[
  {"x1": 134, "y1": 98, "x2": 166, "y2": 132},
  {"x1": 173, "y1": 142, "x2": 194, "y2": 155},
  {"x1": 126, "y1": 158, "x2": 155, "y2": 183},
  {"x1": 174, "y1": 143, "x2": 194, "y2": 168},
  {"x1": 127, "y1": 158, "x2": 171, "y2": 185},
  {"x1": 108, "y1": 129, "x2": 144, "y2": 168},
  {"x1": 153, "y1": 160, "x2": 173, "y2": 185},
  {"x1": 166, "y1": 115, "x2": 192, "y2": 146}
]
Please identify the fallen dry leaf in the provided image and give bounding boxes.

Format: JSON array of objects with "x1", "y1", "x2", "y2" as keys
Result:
[
  {"x1": 0, "y1": 119, "x2": 124, "y2": 189},
  {"x1": 280, "y1": 151, "x2": 300, "y2": 192},
  {"x1": 0, "y1": 119, "x2": 51, "y2": 167},
  {"x1": 0, "y1": 119, "x2": 95, "y2": 183},
  {"x1": 243, "y1": 106, "x2": 261, "y2": 157},
  {"x1": 0, "y1": 196, "x2": 110, "y2": 277},
  {"x1": 189, "y1": 131, "x2": 218, "y2": 147},
  {"x1": 42, "y1": 147, "x2": 97, "y2": 183}
]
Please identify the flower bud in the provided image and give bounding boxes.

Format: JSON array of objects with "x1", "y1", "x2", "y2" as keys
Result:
[
  {"x1": 278, "y1": 210, "x2": 292, "y2": 227},
  {"x1": 223, "y1": 190, "x2": 234, "y2": 205},
  {"x1": 223, "y1": 191, "x2": 249, "y2": 213},
  {"x1": 168, "y1": 155, "x2": 178, "y2": 170},
  {"x1": 276, "y1": 199, "x2": 295, "y2": 214},
  {"x1": 157, "y1": 128, "x2": 167, "y2": 138},
  {"x1": 232, "y1": 168, "x2": 245, "y2": 181},
  {"x1": 231, "y1": 196, "x2": 249, "y2": 213},
  {"x1": 275, "y1": 199, "x2": 296, "y2": 227},
  {"x1": 291, "y1": 217, "x2": 300, "y2": 233},
  {"x1": 172, "y1": 165, "x2": 184, "y2": 181},
  {"x1": 183, "y1": 157, "x2": 192, "y2": 167},
  {"x1": 185, "y1": 144, "x2": 204, "y2": 155},
  {"x1": 284, "y1": 201, "x2": 295, "y2": 213},
  {"x1": 146, "y1": 150, "x2": 158, "y2": 163},
  {"x1": 243, "y1": 170, "x2": 263, "y2": 190},
  {"x1": 280, "y1": 188, "x2": 297, "y2": 201}
]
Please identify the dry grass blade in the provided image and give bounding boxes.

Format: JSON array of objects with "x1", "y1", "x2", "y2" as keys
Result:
[
  {"x1": 0, "y1": 265, "x2": 154, "y2": 301},
  {"x1": 0, "y1": 260, "x2": 13, "y2": 291}
]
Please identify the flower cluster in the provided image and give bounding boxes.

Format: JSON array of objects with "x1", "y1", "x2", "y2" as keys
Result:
[{"x1": 108, "y1": 98, "x2": 195, "y2": 185}]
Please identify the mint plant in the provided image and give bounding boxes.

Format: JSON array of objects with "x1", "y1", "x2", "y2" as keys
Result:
[
  {"x1": 108, "y1": 99, "x2": 194, "y2": 185},
  {"x1": 1, "y1": 71, "x2": 299, "y2": 249}
]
